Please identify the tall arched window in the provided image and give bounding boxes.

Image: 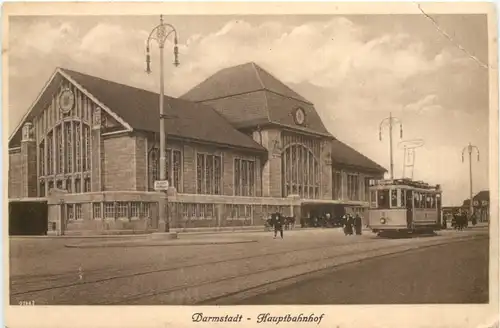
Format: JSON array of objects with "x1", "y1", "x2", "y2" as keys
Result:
[
  {"x1": 36, "y1": 83, "x2": 94, "y2": 196},
  {"x1": 281, "y1": 133, "x2": 321, "y2": 198}
]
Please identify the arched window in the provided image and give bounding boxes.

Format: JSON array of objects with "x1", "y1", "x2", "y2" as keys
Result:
[
  {"x1": 281, "y1": 137, "x2": 320, "y2": 199},
  {"x1": 36, "y1": 84, "x2": 94, "y2": 197}
]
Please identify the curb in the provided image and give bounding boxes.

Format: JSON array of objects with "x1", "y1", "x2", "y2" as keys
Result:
[
  {"x1": 64, "y1": 239, "x2": 258, "y2": 248},
  {"x1": 11, "y1": 227, "x2": 353, "y2": 239}
]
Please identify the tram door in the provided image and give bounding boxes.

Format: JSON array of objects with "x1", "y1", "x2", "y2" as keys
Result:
[{"x1": 406, "y1": 190, "x2": 413, "y2": 228}]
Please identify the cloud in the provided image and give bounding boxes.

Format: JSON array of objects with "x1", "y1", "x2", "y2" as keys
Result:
[
  {"x1": 11, "y1": 21, "x2": 79, "y2": 56},
  {"x1": 404, "y1": 94, "x2": 443, "y2": 114}
]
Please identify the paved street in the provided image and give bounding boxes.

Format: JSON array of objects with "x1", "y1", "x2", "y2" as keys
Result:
[
  {"x1": 235, "y1": 236, "x2": 489, "y2": 304},
  {"x1": 9, "y1": 226, "x2": 489, "y2": 305}
]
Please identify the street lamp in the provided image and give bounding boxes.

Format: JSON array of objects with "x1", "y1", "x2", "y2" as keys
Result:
[
  {"x1": 379, "y1": 112, "x2": 403, "y2": 180},
  {"x1": 146, "y1": 15, "x2": 180, "y2": 232},
  {"x1": 461, "y1": 142, "x2": 480, "y2": 218}
]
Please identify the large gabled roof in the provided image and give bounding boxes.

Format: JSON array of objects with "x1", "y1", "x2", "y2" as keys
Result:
[
  {"x1": 181, "y1": 62, "x2": 332, "y2": 138},
  {"x1": 29, "y1": 68, "x2": 265, "y2": 152},
  {"x1": 330, "y1": 139, "x2": 387, "y2": 174},
  {"x1": 182, "y1": 62, "x2": 311, "y2": 104}
]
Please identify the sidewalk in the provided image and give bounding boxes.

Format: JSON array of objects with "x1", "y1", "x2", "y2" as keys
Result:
[{"x1": 10, "y1": 225, "x2": 361, "y2": 239}]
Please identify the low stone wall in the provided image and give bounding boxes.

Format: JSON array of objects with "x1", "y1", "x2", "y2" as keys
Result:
[{"x1": 47, "y1": 189, "x2": 301, "y2": 235}]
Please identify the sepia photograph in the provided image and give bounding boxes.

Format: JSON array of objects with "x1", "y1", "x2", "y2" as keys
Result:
[{"x1": 3, "y1": 2, "x2": 498, "y2": 328}]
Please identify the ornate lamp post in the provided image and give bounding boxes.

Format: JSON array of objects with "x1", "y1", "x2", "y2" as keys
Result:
[
  {"x1": 462, "y1": 142, "x2": 480, "y2": 218},
  {"x1": 146, "y1": 15, "x2": 179, "y2": 232},
  {"x1": 379, "y1": 112, "x2": 403, "y2": 180}
]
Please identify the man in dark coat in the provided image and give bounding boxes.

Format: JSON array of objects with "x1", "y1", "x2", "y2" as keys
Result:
[
  {"x1": 343, "y1": 214, "x2": 354, "y2": 235},
  {"x1": 271, "y1": 212, "x2": 284, "y2": 239},
  {"x1": 354, "y1": 213, "x2": 363, "y2": 235},
  {"x1": 342, "y1": 214, "x2": 348, "y2": 235},
  {"x1": 456, "y1": 210, "x2": 466, "y2": 230},
  {"x1": 471, "y1": 213, "x2": 477, "y2": 226}
]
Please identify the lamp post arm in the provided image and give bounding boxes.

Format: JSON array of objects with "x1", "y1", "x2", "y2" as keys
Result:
[
  {"x1": 145, "y1": 24, "x2": 179, "y2": 73},
  {"x1": 472, "y1": 145, "x2": 480, "y2": 161},
  {"x1": 461, "y1": 147, "x2": 467, "y2": 163},
  {"x1": 379, "y1": 118, "x2": 389, "y2": 140}
]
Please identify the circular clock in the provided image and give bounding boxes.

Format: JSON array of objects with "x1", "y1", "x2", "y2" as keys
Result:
[
  {"x1": 293, "y1": 107, "x2": 306, "y2": 125},
  {"x1": 59, "y1": 88, "x2": 75, "y2": 114}
]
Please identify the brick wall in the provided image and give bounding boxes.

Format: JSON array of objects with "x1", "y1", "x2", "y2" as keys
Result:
[
  {"x1": 258, "y1": 129, "x2": 281, "y2": 197},
  {"x1": 91, "y1": 129, "x2": 104, "y2": 191},
  {"x1": 8, "y1": 149, "x2": 22, "y2": 198},
  {"x1": 103, "y1": 135, "x2": 137, "y2": 191},
  {"x1": 268, "y1": 153, "x2": 282, "y2": 197},
  {"x1": 21, "y1": 141, "x2": 37, "y2": 197},
  {"x1": 135, "y1": 135, "x2": 148, "y2": 191}
]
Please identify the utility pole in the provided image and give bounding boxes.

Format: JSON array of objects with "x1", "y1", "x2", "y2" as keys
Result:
[
  {"x1": 462, "y1": 142, "x2": 480, "y2": 218},
  {"x1": 379, "y1": 112, "x2": 403, "y2": 180},
  {"x1": 146, "y1": 15, "x2": 180, "y2": 232}
]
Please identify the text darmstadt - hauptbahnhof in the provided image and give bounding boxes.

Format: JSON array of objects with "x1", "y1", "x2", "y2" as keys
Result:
[{"x1": 8, "y1": 62, "x2": 386, "y2": 235}]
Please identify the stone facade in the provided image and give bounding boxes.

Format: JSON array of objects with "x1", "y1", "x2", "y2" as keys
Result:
[
  {"x1": 103, "y1": 134, "x2": 138, "y2": 191},
  {"x1": 8, "y1": 67, "x2": 385, "y2": 235},
  {"x1": 8, "y1": 148, "x2": 22, "y2": 198}
]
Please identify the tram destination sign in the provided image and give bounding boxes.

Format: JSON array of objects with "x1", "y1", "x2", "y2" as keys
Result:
[{"x1": 154, "y1": 180, "x2": 169, "y2": 191}]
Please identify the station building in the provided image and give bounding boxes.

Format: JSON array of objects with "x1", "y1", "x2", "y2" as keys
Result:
[
  {"x1": 462, "y1": 190, "x2": 490, "y2": 222},
  {"x1": 8, "y1": 62, "x2": 385, "y2": 235}
]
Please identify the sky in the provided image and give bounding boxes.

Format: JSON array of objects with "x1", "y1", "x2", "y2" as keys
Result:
[{"x1": 7, "y1": 14, "x2": 491, "y2": 206}]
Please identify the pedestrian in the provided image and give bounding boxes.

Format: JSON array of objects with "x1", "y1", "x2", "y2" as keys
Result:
[
  {"x1": 462, "y1": 211, "x2": 469, "y2": 230},
  {"x1": 354, "y1": 213, "x2": 363, "y2": 235},
  {"x1": 325, "y1": 213, "x2": 331, "y2": 228},
  {"x1": 272, "y1": 212, "x2": 284, "y2": 239},
  {"x1": 348, "y1": 214, "x2": 355, "y2": 235},
  {"x1": 471, "y1": 213, "x2": 477, "y2": 226},
  {"x1": 344, "y1": 214, "x2": 354, "y2": 235},
  {"x1": 457, "y1": 210, "x2": 466, "y2": 231},
  {"x1": 442, "y1": 214, "x2": 447, "y2": 229},
  {"x1": 342, "y1": 214, "x2": 348, "y2": 235}
]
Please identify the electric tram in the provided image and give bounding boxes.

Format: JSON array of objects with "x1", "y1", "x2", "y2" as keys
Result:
[{"x1": 367, "y1": 178, "x2": 442, "y2": 235}]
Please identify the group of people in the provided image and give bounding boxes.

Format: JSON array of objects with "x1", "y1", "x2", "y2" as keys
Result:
[
  {"x1": 299, "y1": 212, "x2": 344, "y2": 228},
  {"x1": 446, "y1": 209, "x2": 477, "y2": 231},
  {"x1": 267, "y1": 211, "x2": 364, "y2": 239},
  {"x1": 341, "y1": 213, "x2": 363, "y2": 236}
]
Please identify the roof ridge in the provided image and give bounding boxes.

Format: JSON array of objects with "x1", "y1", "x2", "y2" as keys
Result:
[
  {"x1": 251, "y1": 62, "x2": 266, "y2": 89},
  {"x1": 60, "y1": 67, "x2": 175, "y2": 100},
  {"x1": 252, "y1": 63, "x2": 312, "y2": 105},
  {"x1": 251, "y1": 62, "x2": 271, "y2": 122}
]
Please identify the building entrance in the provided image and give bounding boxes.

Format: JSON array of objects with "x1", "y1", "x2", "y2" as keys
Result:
[
  {"x1": 9, "y1": 199, "x2": 48, "y2": 235},
  {"x1": 300, "y1": 204, "x2": 346, "y2": 228}
]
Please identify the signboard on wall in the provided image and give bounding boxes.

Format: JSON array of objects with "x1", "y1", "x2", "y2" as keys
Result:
[{"x1": 154, "y1": 180, "x2": 169, "y2": 191}]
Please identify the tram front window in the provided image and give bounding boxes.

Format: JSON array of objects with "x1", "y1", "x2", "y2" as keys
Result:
[
  {"x1": 391, "y1": 189, "x2": 398, "y2": 207},
  {"x1": 377, "y1": 190, "x2": 390, "y2": 209},
  {"x1": 400, "y1": 189, "x2": 406, "y2": 207}
]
